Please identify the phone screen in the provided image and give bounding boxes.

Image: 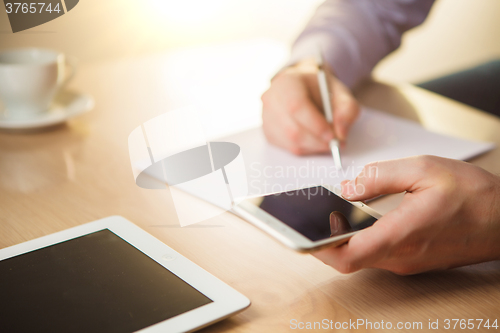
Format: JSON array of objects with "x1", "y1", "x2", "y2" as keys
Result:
[{"x1": 246, "y1": 186, "x2": 377, "y2": 242}]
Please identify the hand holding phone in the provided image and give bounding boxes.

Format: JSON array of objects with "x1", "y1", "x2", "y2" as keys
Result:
[{"x1": 233, "y1": 185, "x2": 381, "y2": 252}]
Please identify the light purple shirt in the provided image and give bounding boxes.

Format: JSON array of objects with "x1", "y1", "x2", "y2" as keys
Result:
[{"x1": 289, "y1": 0, "x2": 435, "y2": 88}]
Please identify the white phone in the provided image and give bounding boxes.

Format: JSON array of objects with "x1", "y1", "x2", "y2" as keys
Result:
[{"x1": 233, "y1": 185, "x2": 382, "y2": 252}]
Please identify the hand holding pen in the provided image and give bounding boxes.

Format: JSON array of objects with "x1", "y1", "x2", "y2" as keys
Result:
[
  {"x1": 261, "y1": 55, "x2": 360, "y2": 156},
  {"x1": 316, "y1": 50, "x2": 343, "y2": 168}
]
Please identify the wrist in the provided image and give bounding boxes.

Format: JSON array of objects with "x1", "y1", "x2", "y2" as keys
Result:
[{"x1": 289, "y1": 58, "x2": 319, "y2": 72}]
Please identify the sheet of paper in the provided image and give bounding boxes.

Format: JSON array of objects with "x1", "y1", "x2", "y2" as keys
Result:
[
  {"x1": 223, "y1": 107, "x2": 495, "y2": 197},
  {"x1": 142, "y1": 107, "x2": 494, "y2": 202}
]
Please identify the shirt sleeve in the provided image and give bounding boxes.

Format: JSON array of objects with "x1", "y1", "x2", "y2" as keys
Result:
[{"x1": 288, "y1": 0, "x2": 435, "y2": 88}]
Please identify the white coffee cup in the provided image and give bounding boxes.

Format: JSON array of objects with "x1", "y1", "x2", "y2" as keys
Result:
[{"x1": 0, "y1": 48, "x2": 76, "y2": 119}]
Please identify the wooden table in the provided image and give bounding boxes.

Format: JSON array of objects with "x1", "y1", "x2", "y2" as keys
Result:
[{"x1": 1, "y1": 43, "x2": 500, "y2": 332}]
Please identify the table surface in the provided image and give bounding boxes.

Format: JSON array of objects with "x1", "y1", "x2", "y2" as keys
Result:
[{"x1": 1, "y1": 43, "x2": 500, "y2": 332}]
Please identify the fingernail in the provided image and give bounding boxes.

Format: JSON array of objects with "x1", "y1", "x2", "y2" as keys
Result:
[
  {"x1": 330, "y1": 217, "x2": 339, "y2": 235},
  {"x1": 342, "y1": 180, "x2": 354, "y2": 198}
]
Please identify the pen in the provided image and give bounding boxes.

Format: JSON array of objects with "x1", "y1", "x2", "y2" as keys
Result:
[{"x1": 316, "y1": 50, "x2": 343, "y2": 169}]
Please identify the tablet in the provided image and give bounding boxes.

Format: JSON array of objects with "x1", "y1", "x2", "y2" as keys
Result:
[{"x1": 0, "y1": 216, "x2": 250, "y2": 333}]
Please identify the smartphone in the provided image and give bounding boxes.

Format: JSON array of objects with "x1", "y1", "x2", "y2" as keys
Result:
[{"x1": 232, "y1": 185, "x2": 381, "y2": 252}]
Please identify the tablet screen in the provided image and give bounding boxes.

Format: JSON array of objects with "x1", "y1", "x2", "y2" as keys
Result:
[{"x1": 0, "y1": 229, "x2": 212, "y2": 333}]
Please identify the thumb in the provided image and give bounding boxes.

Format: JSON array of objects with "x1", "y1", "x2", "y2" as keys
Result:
[{"x1": 342, "y1": 157, "x2": 426, "y2": 201}]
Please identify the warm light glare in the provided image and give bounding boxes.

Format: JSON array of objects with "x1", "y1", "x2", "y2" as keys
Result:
[
  {"x1": 118, "y1": 0, "x2": 321, "y2": 57},
  {"x1": 145, "y1": 0, "x2": 229, "y2": 25}
]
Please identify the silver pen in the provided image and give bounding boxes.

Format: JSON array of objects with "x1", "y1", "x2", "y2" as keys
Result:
[{"x1": 316, "y1": 51, "x2": 342, "y2": 169}]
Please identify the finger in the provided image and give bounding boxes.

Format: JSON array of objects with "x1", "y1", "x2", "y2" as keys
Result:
[
  {"x1": 313, "y1": 242, "x2": 354, "y2": 273},
  {"x1": 331, "y1": 79, "x2": 360, "y2": 140},
  {"x1": 263, "y1": 110, "x2": 328, "y2": 155},
  {"x1": 337, "y1": 193, "x2": 444, "y2": 274},
  {"x1": 329, "y1": 211, "x2": 350, "y2": 237},
  {"x1": 298, "y1": 130, "x2": 330, "y2": 154},
  {"x1": 341, "y1": 157, "x2": 430, "y2": 201},
  {"x1": 313, "y1": 208, "x2": 407, "y2": 273},
  {"x1": 291, "y1": 98, "x2": 334, "y2": 143}
]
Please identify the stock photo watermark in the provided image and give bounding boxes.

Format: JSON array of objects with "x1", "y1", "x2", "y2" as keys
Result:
[
  {"x1": 128, "y1": 107, "x2": 248, "y2": 227},
  {"x1": 248, "y1": 161, "x2": 378, "y2": 197},
  {"x1": 128, "y1": 108, "x2": 380, "y2": 226},
  {"x1": 289, "y1": 318, "x2": 499, "y2": 330},
  {"x1": 3, "y1": 0, "x2": 80, "y2": 33}
]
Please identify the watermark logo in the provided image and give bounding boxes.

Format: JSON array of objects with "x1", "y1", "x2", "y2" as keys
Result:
[
  {"x1": 3, "y1": 0, "x2": 79, "y2": 33},
  {"x1": 246, "y1": 160, "x2": 377, "y2": 197},
  {"x1": 128, "y1": 107, "x2": 248, "y2": 226}
]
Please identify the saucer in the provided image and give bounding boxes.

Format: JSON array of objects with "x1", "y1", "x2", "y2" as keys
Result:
[{"x1": 0, "y1": 91, "x2": 94, "y2": 129}]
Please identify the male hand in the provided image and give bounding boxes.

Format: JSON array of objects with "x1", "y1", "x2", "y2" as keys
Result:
[
  {"x1": 314, "y1": 155, "x2": 500, "y2": 275},
  {"x1": 261, "y1": 59, "x2": 360, "y2": 155}
]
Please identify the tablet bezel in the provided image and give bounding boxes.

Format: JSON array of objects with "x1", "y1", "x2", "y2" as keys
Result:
[
  {"x1": 232, "y1": 185, "x2": 382, "y2": 252},
  {"x1": 0, "y1": 216, "x2": 250, "y2": 333}
]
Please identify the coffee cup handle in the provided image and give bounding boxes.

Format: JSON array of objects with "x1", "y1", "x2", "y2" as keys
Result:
[{"x1": 59, "y1": 55, "x2": 77, "y2": 89}]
